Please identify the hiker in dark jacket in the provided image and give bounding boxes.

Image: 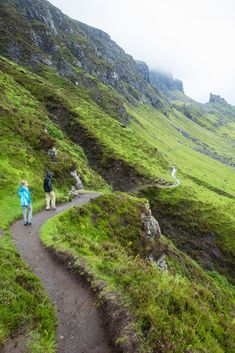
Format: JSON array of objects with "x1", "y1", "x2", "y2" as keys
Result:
[{"x1": 43, "y1": 171, "x2": 56, "y2": 210}]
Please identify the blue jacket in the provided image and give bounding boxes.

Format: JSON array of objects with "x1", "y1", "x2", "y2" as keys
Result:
[{"x1": 18, "y1": 186, "x2": 31, "y2": 206}]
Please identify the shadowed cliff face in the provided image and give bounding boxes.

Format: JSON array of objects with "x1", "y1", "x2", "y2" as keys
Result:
[
  {"x1": 0, "y1": 0, "x2": 164, "y2": 109},
  {"x1": 149, "y1": 69, "x2": 184, "y2": 94}
]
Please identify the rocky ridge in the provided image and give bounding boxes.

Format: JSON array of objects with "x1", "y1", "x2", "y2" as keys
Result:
[
  {"x1": 149, "y1": 69, "x2": 184, "y2": 94},
  {"x1": 0, "y1": 0, "x2": 164, "y2": 109},
  {"x1": 209, "y1": 93, "x2": 230, "y2": 105}
]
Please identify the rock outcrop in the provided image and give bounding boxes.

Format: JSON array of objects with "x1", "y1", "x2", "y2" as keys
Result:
[
  {"x1": 0, "y1": 0, "x2": 164, "y2": 110},
  {"x1": 141, "y1": 202, "x2": 161, "y2": 239},
  {"x1": 136, "y1": 60, "x2": 150, "y2": 83},
  {"x1": 71, "y1": 170, "x2": 84, "y2": 190},
  {"x1": 149, "y1": 69, "x2": 184, "y2": 94},
  {"x1": 209, "y1": 93, "x2": 229, "y2": 105}
]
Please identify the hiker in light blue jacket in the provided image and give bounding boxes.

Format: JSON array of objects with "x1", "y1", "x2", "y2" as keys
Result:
[{"x1": 18, "y1": 180, "x2": 33, "y2": 226}]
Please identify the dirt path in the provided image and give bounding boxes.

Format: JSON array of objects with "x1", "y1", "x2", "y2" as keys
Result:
[
  {"x1": 134, "y1": 166, "x2": 180, "y2": 192},
  {"x1": 169, "y1": 166, "x2": 180, "y2": 187},
  {"x1": 10, "y1": 193, "x2": 113, "y2": 353}
]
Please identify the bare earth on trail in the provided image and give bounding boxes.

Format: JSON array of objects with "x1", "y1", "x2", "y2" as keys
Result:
[{"x1": 9, "y1": 193, "x2": 113, "y2": 353}]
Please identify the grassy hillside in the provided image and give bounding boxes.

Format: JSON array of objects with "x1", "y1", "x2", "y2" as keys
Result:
[
  {"x1": 0, "y1": 56, "x2": 106, "y2": 351},
  {"x1": 41, "y1": 193, "x2": 235, "y2": 353},
  {"x1": 0, "y1": 57, "x2": 107, "y2": 226},
  {"x1": 0, "y1": 55, "x2": 172, "y2": 351},
  {"x1": 0, "y1": 56, "x2": 172, "y2": 188},
  {"x1": 1, "y1": 51, "x2": 235, "y2": 351},
  {"x1": 0, "y1": 1, "x2": 234, "y2": 352},
  {"x1": 129, "y1": 104, "x2": 235, "y2": 282}
]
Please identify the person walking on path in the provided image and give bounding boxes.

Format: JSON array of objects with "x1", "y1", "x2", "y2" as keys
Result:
[
  {"x1": 18, "y1": 180, "x2": 33, "y2": 226},
  {"x1": 43, "y1": 171, "x2": 56, "y2": 210}
]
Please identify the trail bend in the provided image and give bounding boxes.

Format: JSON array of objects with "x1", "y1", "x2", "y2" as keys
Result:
[
  {"x1": 134, "y1": 166, "x2": 180, "y2": 192},
  {"x1": 10, "y1": 192, "x2": 113, "y2": 353}
]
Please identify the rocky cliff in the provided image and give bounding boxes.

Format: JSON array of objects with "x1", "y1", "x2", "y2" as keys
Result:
[
  {"x1": 209, "y1": 93, "x2": 229, "y2": 105},
  {"x1": 149, "y1": 69, "x2": 184, "y2": 94},
  {"x1": 0, "y1": 0, "x2": 164, "y2": 109}
]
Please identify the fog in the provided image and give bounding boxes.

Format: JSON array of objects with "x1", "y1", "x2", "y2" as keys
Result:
[{"x1": 49, "y1": 0, "x2": 235, "y2": 104}]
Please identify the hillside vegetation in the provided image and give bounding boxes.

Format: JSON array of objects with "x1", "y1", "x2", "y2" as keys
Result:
[
  {"x1": 41, "y1": 193, "x2": 235, "y2": 353},
  {"x1": 0, "y1": 0, "x2": 235, "y2": 351}
]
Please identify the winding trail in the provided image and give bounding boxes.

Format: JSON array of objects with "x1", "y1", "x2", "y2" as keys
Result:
[
  {"x1": 134, "y1": 166, "x2": 180, "y2": 192},
  {"x1": 170, "y1": 166, "x2": 180, "y2": 187},
  {"x1": 6, "y1": 167, "x2": 180, "y2": 352},
  {"x1": 10, "y1": 193, "x2": 113, "y2": 353}
]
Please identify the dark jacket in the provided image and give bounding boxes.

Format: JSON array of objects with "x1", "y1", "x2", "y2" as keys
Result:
[{"x1": 43, "y1": 173, "x2": 53, "y2": 192}]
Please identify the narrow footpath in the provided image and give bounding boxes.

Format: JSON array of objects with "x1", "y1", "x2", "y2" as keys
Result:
[
  {"x1": 10, "y1": 193, "x2": 113, "y2": 353},
  {"x1": 134, "y1": 166, "x2": 180, "y2": 192}
]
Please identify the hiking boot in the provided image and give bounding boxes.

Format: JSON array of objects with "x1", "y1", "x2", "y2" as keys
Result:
[
  {"x1": 52, "y1": 207, "x2": 56, "y2": 211},
  {"x1": 46, "y1": 208, "x2": 50, "y2": 211},
  {"x1": 28, "y1": 222, "x2": 32, "y2": 226},
  {"x1": 24, "y1": 221, "x2": 28, "y2": 226}
]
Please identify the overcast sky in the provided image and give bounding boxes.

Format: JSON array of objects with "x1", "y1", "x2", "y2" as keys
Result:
[{"x1": 50, "y1": 0, "x2": 235, "y2": 104}]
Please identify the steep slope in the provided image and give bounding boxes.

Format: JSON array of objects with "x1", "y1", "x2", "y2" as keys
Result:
[
  {"x1": 0, "y1": 54, "x2": 107, "y2": 351},
  {"x1": 150, "y1": 69, "x2": 235, "y2": 139},
  {"x1": 41, "y1": 193, "x2": 235, "y2": 353},
  {"x1": 149, "y1": 69, "x2": 184, "y2": 99},
  {"x1": 0, "y1": 0, "x2": 235, "y2": 279},
  {"x1": 0, "y1": 0, "x2": 164, "y2": 110},
  {"x1": 0, "y1": 55, "x2": 172, "y2": 190},
  {"x1": 0, "y1": 0, "x2": 235, "y2": 351},
  {"x1": 0, "y1": 0, "x2": 234, "y2": 286},
  {"x1": 0, "y1": 56, "x2": 107, "y2": 226}
]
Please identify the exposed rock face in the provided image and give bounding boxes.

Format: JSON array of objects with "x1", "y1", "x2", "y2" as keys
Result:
[
  {"x1": 209, "y1": 93, "x2": 229, "y2": 105},
  {"x1": 141, "y1": 203, "x2": 161, "y2": 239},
  {"x1": 0, "y1": 0, "x2": 164, "y2": 109},
  {"x1": 149, "y1": 69, "x2": 184, "y2": 94},
  {"x1": 136, "y1": 60, "x2": 150, "y2": 83},
  {"x1": 174, "y1": 79, "x2": 184, "y2": 92}
]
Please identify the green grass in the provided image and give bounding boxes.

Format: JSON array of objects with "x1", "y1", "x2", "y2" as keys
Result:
[
  {"x1": 1, "y1": 52, "x2": 235, "y2": 352},
  {"x1": 41, "y1": 193, "x2": 235, "y2": 353},
  {"x1": 0, "y1": 56, "x2": 171, "y2": 183},
  {"x1": 0, "y1": 231, "x2": 56, "y2": 352},
  {"x1": 0, "y1": 56, "x2": 107, "y2": 351},
  {"x1": 128, "y1": 104, "x2": 235, "y2": 281}
]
